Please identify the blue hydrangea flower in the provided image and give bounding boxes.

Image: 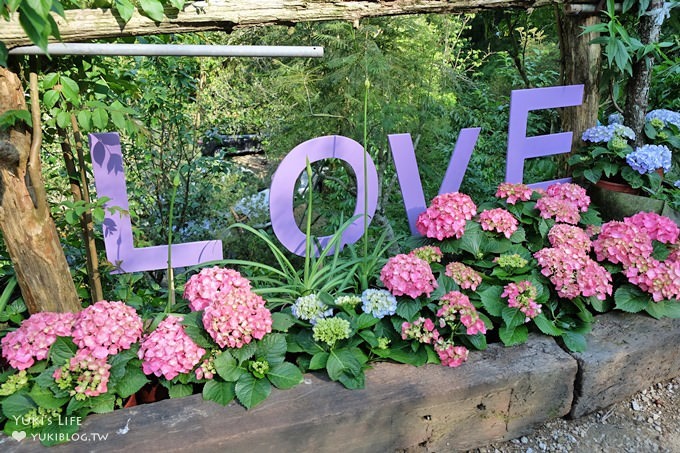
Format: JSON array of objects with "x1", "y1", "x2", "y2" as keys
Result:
[
  {"x1": 291, "y1": 294, "x2": 333, "y2": 325},
  {"x1": 608, "y1": 113, "x2": 624, "y2": 125},
  {"x1": 626, "y1": 144, "x2": 672, "y2": 174},
  {"x1": 675, "y1": 180, "x2": 680, "y2": 188},
  {"x1": 361, "y1": 289, "x2": 397, "y2": 319},
  {"x1": 646, "y1": 109, "x2": 680, "y2": 129},
  {"x1": 582, "y1": 124, "x2": 635, "y2": 143}
]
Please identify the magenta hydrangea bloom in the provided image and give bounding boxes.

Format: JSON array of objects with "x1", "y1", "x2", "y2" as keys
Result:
[
  {"x1": 1, "y1": 312, "x2": 75, "y2": 370},
  {"x1": 502, "y1": 281, "x2": 541, "y2": 321},
  {"x1": 401, "y1": 317, "x2": 439, "y2": 344},
  {"x1": 626, "y1": 256, "x2": 680, "y2": 302},
  {"x1": 380, "y1": 253, "x2": 438, "y2": 299},
  {"x1": 548, "y1": 224, "x2": 592, "y2": 255},
  {"x1": 534, "y1": 248, "x2": 612, "y2": 300},
  {"x1": 416, "y1": 192, "x2": 477, "y2": 240},
  {"x1": 536, "y1": 183, "x2": 590, "y2": 225},
  {"x1": 495, "y1": 182, "x2": 533, "y2": 204},
  {"x1": 53, "y1": 350, "x2": 111, "y2": 399},
  {"x1": 545, "y1": 183, "x2": 590, "y2": 212},
  {"x1": 184, "y1": 267, "x2": 253, "y2": 311},
  {"x1": 535, "y1": 196, "x2": 581, "y2": 225},
  {"x1": 445, "y1": 262, "x2": 482, "y2": 291},
  {"x1": 434, "y1": 340, "x2": 469, "y2": 368},
  {"x1": 437, "y1": 291, "x2": 486, "y2": 335},
  {"x1": 72, "y1": 300, "x2": 143, "y2": 359},
  {"x1": 626, "y1": 212, "x2": 679, "y2": 244},
  {"x1": 138, "y1": 316, "x2": 206, "y2": 380},
  {"x1": 478, "y1": 208, "x2": 518, "y2": 238},
  {"x1": 203, "y1": 289, "x2": 273, "y2": 349},
  {"x1": 592, "y1": 221, "x2": 654, "y2": 267}
]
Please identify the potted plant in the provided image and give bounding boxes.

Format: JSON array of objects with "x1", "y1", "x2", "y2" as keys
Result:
[{"x1": 569, "y1": 109, "x2": 680, "y2": 220}]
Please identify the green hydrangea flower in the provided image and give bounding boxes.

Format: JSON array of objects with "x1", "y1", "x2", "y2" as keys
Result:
[
  {"x1": 312, "y1": 317, "x2": 351, "y2": 347},
  {"x1": 494, "y1": 253, "x2": 528, "y2": 269},
  {"x1": 0, "y1": 370, "x2": 29, "y2": 396}
]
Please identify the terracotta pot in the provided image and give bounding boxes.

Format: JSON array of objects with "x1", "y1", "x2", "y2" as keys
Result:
[
  {"x1": 595, "y1": 179, "x2": 639, "y2": 195},
  {"x1": 123, "y1": 393, "x2": 138, "y2": 408}
]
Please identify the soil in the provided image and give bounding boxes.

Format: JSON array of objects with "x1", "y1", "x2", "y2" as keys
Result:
[{"x1": 467, "y1": 377, "x2": 680, "y2": 453}]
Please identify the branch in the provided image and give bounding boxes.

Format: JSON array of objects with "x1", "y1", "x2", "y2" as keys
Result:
[
  {"x1": 28, "y1": 72, "x2": 47, "y2": 219},
  {"x1": 2, "y1": 0, "x2": 553, "y2": 49}
]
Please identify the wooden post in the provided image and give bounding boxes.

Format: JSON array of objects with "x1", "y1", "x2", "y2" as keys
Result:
[
  {"x1": 0, "y1": 67, "x2": 82, "y2": 313},
  {"x1": 556, "y1": 5, "x2": 601, "y2": 157}
]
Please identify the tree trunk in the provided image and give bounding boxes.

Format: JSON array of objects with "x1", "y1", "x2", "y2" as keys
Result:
[
  {"x1": 557, "y1": 8, "x2": 601, "y2": 153},
  {"x1": 623, "y1": 0, "x2": 665, "y2": 147},
  {"x1": 1, "y1": 0, "x2": 556, "y2": 49},
  {"x1": 0, "y1": 67, "x2": 81, "y2": 314}
]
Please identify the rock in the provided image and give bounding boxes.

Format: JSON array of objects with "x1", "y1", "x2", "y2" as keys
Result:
[{"x1": 632, "y1": 400, "x2": 642, "y2": 411}]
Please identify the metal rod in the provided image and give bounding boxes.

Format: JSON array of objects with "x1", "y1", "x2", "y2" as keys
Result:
[
  {"x1": 9, "y1": 43, "x2": 324, "y2": 57},
  {"x1": 565, "y1": 3, "x2": 622, "y2": 14}
]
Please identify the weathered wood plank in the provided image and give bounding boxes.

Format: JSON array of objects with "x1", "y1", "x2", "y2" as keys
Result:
[
  {"x1": 0, "y1": 335, "x2": 576, "y2": 452},
  {"x1": 570, "y1": 312, "x2": 680, "y2": 418},
  {"x1": 1, "y1": 0, "x2": 557, "y2": 49}
]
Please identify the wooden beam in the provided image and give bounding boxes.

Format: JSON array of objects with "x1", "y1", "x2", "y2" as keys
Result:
[{"x1": 1, "y1": 0, "x2": 555, "y2": 49}]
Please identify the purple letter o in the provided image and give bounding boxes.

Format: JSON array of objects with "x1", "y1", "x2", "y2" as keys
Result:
[{"x1": 269, "y1": 135, "x2": 378, "y2": 256}]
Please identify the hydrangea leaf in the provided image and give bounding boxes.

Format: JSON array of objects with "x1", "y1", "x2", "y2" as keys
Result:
[
  {"x1": 478, "y1": 285, "x2": 505, "y2": 317},
  {"x1": 498, "y1": 324, "x2": 528, "y2": 346},
  {"x1": 115, "y1": 367, "x2": 149, "y2": 398},
  {"x1": 266, "y1": 362, "x2": 303, "y2": 389},
  {"x1": 645, "y1": 300, "x2": 680, "y2": 319},
  {"x1": 48, "y1": 337, "x2": 76, "y2": 367},
  {"x1": 309, "y1": 352, "x2": 329, "y2": 370},
  {"x1": 256, "y1": 333, "x2": 287, "y2": 365},
  {"x1": 235, "y1": 374, "x2": 271, "y2": 409},
  {"x1": 87, "y1": 393, "x2": 116, "y2": 414},
  {"x1": 356, "y1": 313, "x2": 380, "y2": 330},
  {"x1": 168, "y1": 383, "x2": 194, "y2": 399},
  {"x1": 326, "y1": 349, "x2": 361, "y2": 382},
  {"x1": 230, "y1": 342, "x2": 257, "y2": 364},
  {"x1": 1, "y1": 392, "x2": 36, "y2": 418},
  {"x1": 271, "y1": 312, "x2": 296, "y2": 332},
  {"x1": 29, "y1": 384, "x2": 69, "y2": 410},
  {"x1": 614, "y1": 285, "x2": 649, "y2": 313},
  {"x1": 395, "y1": 300, "x2": 420, "y2": 322},
  {"x1": 532, "y1": 313, "x2": 563, "y2": 336},
  {"x1": 214, "y1": 351, "x2": 245, "y2": 382},
  {"x1": 202, "y1": 380, "x2": 235, "y2": 406},
  {"x1": 561, "y1": 331, "x2": 587, "y2": 353},
  {"x1": 502, "y1": 307, "x2": 526, "y2": 329}
]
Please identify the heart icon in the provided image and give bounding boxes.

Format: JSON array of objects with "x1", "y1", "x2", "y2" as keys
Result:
[{"x1": 12, "y1": 431, "x2": 26, "y2": 442}]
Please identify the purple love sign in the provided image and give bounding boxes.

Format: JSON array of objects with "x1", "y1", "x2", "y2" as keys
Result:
[
  {"x1": 388, "y1": 128, "x2": 481, "y2": 235},
  {"x1": 506, "y1": 85, "x2": 584, "y2": 189},
  {"x1": 269, "y1": 135, "x2": 378, "y2": 256},
  {"x1": 89, "y1": 133, "x2": 223, "y2": 273}
]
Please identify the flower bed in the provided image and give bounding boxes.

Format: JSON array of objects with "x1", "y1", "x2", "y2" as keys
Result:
[{"x1": 2, "y1": 181, "x2": 680, "y2": 448}]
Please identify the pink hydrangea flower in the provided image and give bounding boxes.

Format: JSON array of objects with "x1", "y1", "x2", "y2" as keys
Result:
[
  {"x1": 434, "y1": 340, "x2": 469, "y2": 368},
  {"x1": 502, "y1": 281, "x2": 541, "y2": 322},
  {"x1": 626, "y1": 257, "x2": 680, "y2": 302},
  {"x1": 545, "y1": 183, "x2": 590, "y2": 212},
  {"x1": 535, "y1": 196, "x2": 581, "y2": 225},
  {"x1": 445, "y1": 262, "x2": 482, "y2": 291},
  {"x1": 203, "y1": 289, "x2": 273, "y2": 349},
  {"x1": 548, "y1": 224, "x2": 592, "y2": 255},
  {"x1": 72, "y1": 300, "x2": 143, "y2": 359},
  {"x1": 534, "y1": 248, "x2": 612, "y2": 300},
  {"x1": 184, "y1": 267, "x2": 252, "y2": 311},
  {"x1": 401, "y1": 317, "x2": 439, "y2": 344},
  {"x1": 416, "y1": 192, "x2": 477, "y2": 240},
  {"x1": 437, "y1": 291, "x2": 486, "y2": 335},
  {"x1": 495, "y1": 182, "x2": 533, "y2": 204},
  {"x1": 1, "y1": 312, "x2": 75, "y2": 370},
  {"x1": 478, "y1": 208, "x2": 519, "y2": 238},
  {"x1": 535, "y1": 183, "x2": 590, "y2": 225},
  {"x1": 53, "y1": 349, "x2": 110, "y2": 399},
  {"x1": 626, "y1": 212, "x2": 680, "y2": 244},
  {"x1": 138, "y1": 316, "x2": 206, "y2": 380},
  {"x1": 592, "y1": 221, "x2": 653, "y2": 267},
  {"x1": 409, "y1": 245, "x2": 443, "y2": 263},
  {"x1": 380, "y1": 253, "x2": 438, "y2": 299}
]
